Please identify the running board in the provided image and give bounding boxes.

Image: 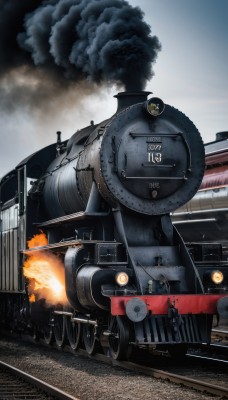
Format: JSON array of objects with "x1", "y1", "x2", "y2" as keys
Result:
[
  {"x1": 23, "y1": 239, "x2": 120, "y2": 254},
  {"x1": 37, "y1": 210, "x2": 110, "y2": 228}
]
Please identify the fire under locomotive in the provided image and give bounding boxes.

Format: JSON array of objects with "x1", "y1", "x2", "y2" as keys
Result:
[{"x1": 0, "y1": 91, "x2": 227, "y2": 359}]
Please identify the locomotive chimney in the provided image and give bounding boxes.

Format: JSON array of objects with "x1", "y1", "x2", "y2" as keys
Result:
[{"x1": 114, "y1": 91, "x2": 151, "y2": 112}]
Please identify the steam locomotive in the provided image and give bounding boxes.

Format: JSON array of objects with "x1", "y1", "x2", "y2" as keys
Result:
[{"x1": 1, "y1": 91, "x2": 227, "y2": 359}]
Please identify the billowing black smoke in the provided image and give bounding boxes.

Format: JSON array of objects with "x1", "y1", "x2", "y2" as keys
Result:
[{"x1": 0, "y1": 0, "x2": 161, "y2": 110}]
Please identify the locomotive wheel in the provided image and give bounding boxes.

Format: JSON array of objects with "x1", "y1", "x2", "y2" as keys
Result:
[
  {"x1": 66, "y1": 318, "x2": 81, "y2": 351},
  {"x1": 32, "y1": 327, "x2": 40, "y2": 342},
  {"x1": 53, "y1": 315, "x2": 66, "y2": 348},
  {"x1": 43, "y1": 325, "x2": 54, "y2": 345},
  {"x1": 83, "y1": 324, "x2": 98, "y2": 355},
  {"x1": 108, "y1": 316, "x2": 132, "y2": 360}
]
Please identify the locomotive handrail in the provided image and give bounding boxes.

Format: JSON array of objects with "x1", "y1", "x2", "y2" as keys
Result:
[
  {"x1": 129, "y1": 132, "x2": 187, "y2": 139},
  {"x1": 142, "y1": 163, "x2": 175, "y2": 168},
  {"x1": 22, "y1": 239, "x2": 122, "y2": 254},
  {"x1": 173, "y1": 207, "x2": 228, "y2": 216},
  {"x1": 37, "y1": 210, "x2": 110, "y2": 228},
  {"x1": 83, "y1": 127, "x2": 106, "y2": 147},
  {"x1": 129, "y1": 132, "x2": 182, "y2": 137},
  {"x1": 174, "y1": 218, "x2": 217, "y2": 224},
  {"x1": 124, "y1": 176, "x2": 187, "y2": 180}
]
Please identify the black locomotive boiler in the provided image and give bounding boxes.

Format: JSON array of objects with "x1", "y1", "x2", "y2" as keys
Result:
[{"x1": 1, "y1": 91, "x2": 227, "y2": 359}]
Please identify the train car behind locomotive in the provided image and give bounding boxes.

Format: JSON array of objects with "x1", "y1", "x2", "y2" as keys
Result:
[
  {"x1": 172, "y1": 132, "x2": 228, "y2": 321},
  {"x1": 0, "y1": 91, "x2": 227, "y2": 359}
]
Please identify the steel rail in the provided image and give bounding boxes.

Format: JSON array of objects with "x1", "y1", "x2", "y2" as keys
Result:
[
  {"x1": 73, "y1": 350, "x2": 228, "y2": 398},
  {"x1": 2, "y1": 333, "x2": 228, "y2": 398},
  {"x1": 186, "y1": 353, "x2": 228, "y2": 365},
  {"x1": 200, "y1": 343, "x2": 228, "y2": 358},
  {"x1": 212, "y1": 329, "x2": 228, "y2": 340},
  {"x1": 117, "y1": 360, "x2": 228, "y2": 398},
  {"x1": 39, "y1": 337, "x2": 228, "y2": 397},
  {"x1": 0, "y1": 360, "x2": 79, "y2": 400}
]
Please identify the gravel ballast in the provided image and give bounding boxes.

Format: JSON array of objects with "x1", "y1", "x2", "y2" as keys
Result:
[{"x1": 0, "y1": 336, "x2": 222, "y2": 400}]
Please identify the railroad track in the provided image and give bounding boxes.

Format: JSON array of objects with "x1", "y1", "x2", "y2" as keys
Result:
[
  {"x1": 212, "y1": 328, "x2": 228, "y2": 341},
  {"x1": 118, "y1": 361, "x2": 228, "y2": 398},
  {"x1": 1, "y1": 333, "x2": 228, "y2": 399},
  {"x1": 0, "y1": 360, "x2": 78, "y2": 400},
  {"x1": 199, "y1": 342, "x2": 228, "y2": 359},
  {"x1": 88, "y1": 351, "x2": 228, "y2": 398},
  {"x1": 54, "y1": 340, "x2": 228, "y2": 398}
]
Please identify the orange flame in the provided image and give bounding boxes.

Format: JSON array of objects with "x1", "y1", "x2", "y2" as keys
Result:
[
  {"x1": 29, "y1": 293, "x2": 36, "y2": 303},
  {"x1": 27, "y1": 232, "x2": 48, "y2": 249},
  {"x1": 24, "y1": 233, "x2": 68, "y2": 306}
]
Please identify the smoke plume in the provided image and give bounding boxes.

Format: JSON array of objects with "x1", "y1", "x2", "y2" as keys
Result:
[{"x1": 0, "y1": 0, "x2": 161, "y2": 110}]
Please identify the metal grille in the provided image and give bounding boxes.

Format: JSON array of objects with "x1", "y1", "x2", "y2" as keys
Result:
[{"x1": 134, "y1": 314, "x2": 212, "y2": 344}]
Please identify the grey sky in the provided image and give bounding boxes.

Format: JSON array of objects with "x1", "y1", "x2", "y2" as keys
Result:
[{"x1": 0, "y1": 0, "x2": 227, "y2": 177}]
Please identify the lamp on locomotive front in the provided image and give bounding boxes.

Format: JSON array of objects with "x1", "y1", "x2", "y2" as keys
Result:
[
  {"x1": 145, "y1": 97, "x2": 165, "y2": 117},
  {"x1": 211, "y1": 270, "x2": 224, "y2": 285},
  {"x1": 115, "y1": 272, "x2": 129, "y2": 287}
]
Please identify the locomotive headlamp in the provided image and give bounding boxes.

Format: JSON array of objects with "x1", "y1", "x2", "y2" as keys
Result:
[
  {"x1": 145, "y1": 97, "x2": 165, "y2": 117},
  {"x1": 211, "y1": 270, "x2": 224, "y2": 285},
  {"x1": 115, "y1": 272, "x2": 129, "y2": 287}
]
